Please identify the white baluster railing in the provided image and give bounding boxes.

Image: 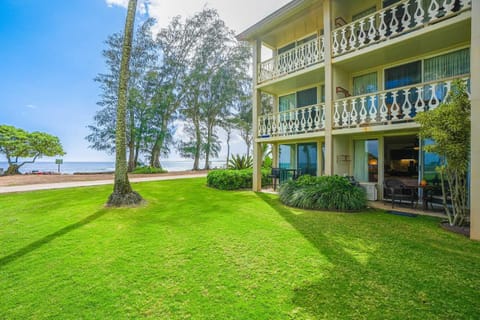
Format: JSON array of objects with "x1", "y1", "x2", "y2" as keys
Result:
[
  {"x1": 332, "y1": 0, "x2": 472, "y2": 57},
  {"x1": 257, "y1": 103, "x2": 326, "y2": 137},
  {"x1": 333, "y1": 75, "x2": 469, "y2": 129},
  {"x1": 258, "y1": 35, "x2": 325, "y2": 83}
]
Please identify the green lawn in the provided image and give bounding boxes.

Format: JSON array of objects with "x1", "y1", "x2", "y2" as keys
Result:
[{"x1": 0, "y1": 178, "x2": 479, "y2": 319}]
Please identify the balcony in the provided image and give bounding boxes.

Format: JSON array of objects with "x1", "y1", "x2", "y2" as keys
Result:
[
  {"x1": 258, "y1": 35, "x2": 325, "y2": 84},
  {"x1": 257, "y1": 103, "x2": 326, "y2": 138},
  {"x1": 332, "y1": 0, "x2": 472, "y2": 58},
  {"x1": 333, "y1": 75, "x2": 470, "y2": 129}
]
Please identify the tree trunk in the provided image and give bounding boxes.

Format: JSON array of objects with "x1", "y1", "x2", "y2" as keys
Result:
[
  {"x1": 5, "y1": 164, "x2": 21, "y2": 175},
  {"x1": 226, "y1": 130, "x2": 231, "y2": 168},
  {"x1": 204, "y1": 124, "x2": 212, "y2": 170},
  {"x1": 127, "y1": 103, "x2": 136, "y2": 172},
  {"x1": 107, "y1": 0, "x2": 143, "y2": 207},
  {"x1": 150, "y1": 136, "x2": 163, "y2": 169},
  {"x1": 193, "y1": 116, "x2": 201, "y2": 171}
]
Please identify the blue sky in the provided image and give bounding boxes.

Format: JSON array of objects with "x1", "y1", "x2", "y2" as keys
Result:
[{"x1": 0, "y1": 0, "x2": 289, "y2": 162}]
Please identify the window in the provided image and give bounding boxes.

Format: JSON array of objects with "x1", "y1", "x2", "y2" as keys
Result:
[
  {"x1": 424, "y1": 48, "x2": 470, "y2": 82},
  {"x1": 353, "y1": 72, "x2": 378, "y2": 95},
  {"x1": 279, "y1": 93, "x2": 296, "y2": 113},
  {"x1": 385, "y1": 61, "x2": 421, "y2": 90},
  {"x1": 354, "y1": 139, "x2": 378, "y2": 183},
  {"x1": 278, "y1": 87, "x2": 318, "y2": 111},
  {"x1": 297, "y1": 87, "x2": 317, "y2": 108}
]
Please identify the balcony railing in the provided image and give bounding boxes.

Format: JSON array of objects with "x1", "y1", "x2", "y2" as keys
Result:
[
  {"x1": 333, "y1": 76, "x2": 470, "y2": 129},
  {"x1": 258, "y1": 35, "x2": 325, "y2": 83},
  {"x1": 332, "y1": 0, "x2": 472, "y2": 57},
  {"x1": 258, "y1": 103, "x2": 326, "y2": 138}
]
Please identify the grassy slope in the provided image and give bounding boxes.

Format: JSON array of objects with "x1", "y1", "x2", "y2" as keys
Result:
[{"x1": 0, "y1": 178, "x2": 479, "y2": 319}]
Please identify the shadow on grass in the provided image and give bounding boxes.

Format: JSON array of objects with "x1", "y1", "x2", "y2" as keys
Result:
[
  {"x1": 255, "y1": 192, "x2": 480, "y2": 318},
  {"x1": 0, "y1": 209, "x2": 109, "y2": 268}
]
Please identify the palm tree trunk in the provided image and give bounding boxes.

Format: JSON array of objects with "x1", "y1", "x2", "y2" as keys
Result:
[{"x1": 107, "y1": 0, "x2": 143, "y2": 206}]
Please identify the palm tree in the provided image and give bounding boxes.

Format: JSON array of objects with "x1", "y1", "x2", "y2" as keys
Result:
[{"x1": 107, "y1": 0, "x2": 143, "y2": 206}]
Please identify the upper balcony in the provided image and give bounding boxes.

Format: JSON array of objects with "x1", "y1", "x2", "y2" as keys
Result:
[
  {"x1": 332, "y1": 0, "x2": 472, "y2": 58},
  {"x1": 256, "y1": 75, "x2": 470, "y2": 139},
  {"x1": 258, "y1": 35, "x2": 325, "y2": 84},
  {"x1": 333, "y1": 75, "x2": 470, "y2": 132}
]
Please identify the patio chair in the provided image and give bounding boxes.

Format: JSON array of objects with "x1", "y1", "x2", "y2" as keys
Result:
[
  {"x1": 383, "y1": 178, "x2": 417, "y2": 208},
  {"x1": 268, "y1": 168, "x2": 281, "y2": 191}
]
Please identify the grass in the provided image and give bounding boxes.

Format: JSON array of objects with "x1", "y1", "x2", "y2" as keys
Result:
[{"x1": 0, "y1": 178, "x2": 479, "y2": 319}]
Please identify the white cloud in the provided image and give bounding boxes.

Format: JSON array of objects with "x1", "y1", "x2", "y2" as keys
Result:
[
  {"x1": 105, "y1": 0, "x2": 129, "y2": 8},
  {"x1": 105, "y1": 0, "x2": 291, "y2": 35},
  {"x1": 26, "y1": 104, "x2": 37, "y2": 109}
]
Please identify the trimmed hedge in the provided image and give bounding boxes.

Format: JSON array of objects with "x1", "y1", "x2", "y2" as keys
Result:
[
  {"x1": 207, "y1": 169, "x2": 270, "y2": 190},
  {"x1": 279, "y1": 175, "x2": 367, "y2": 211}
]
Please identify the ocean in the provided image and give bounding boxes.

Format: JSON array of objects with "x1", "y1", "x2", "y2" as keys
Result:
[{"x1": 0, "y1": 160, "x2": 227, "y2": 174}]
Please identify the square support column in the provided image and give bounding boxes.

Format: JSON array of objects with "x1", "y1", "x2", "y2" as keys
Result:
[
  {"x1": 323, "y1": 0, "x2": 334, "y2": 175},
  {"x1": 252, "y1": 39, "x2": 262, "y2": 191},
  {"x1": 470, "y1": 1, "x2": 480, "y2": 240}
]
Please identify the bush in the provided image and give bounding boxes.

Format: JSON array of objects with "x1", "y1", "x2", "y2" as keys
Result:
[
  {"x1": 279, "y1": 175, "x2": 367, "y2": 211},
  {"x1": 131, "y1": 166, "x2": 168, "y2": 174},
  {"x1": 207, "y1": 169, "x2": 270, "y2": 190}
]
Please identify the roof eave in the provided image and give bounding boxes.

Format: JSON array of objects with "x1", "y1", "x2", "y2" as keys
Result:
[{"x1": 236, "y1": 0, "x2": 312, "y2": 42}]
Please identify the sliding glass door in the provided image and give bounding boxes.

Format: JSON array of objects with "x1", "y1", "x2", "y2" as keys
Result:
[
  {"x1": 354, "y1": 139, "x2": 378, "y2": 183},
  {"x1": 297, "y1": 143, "x2": 317, "y2": 176}
]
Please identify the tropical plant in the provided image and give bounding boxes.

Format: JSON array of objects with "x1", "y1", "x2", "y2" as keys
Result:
[
  {"x1": 0, "y1": 125, "x2": 65, "y2": 175},
  {"x1": 107, "y1": 0, "x2": 143, "y2": 207},
  {"x1": 279, "y1": 175, "x2": 367, "y2": 211},
  {"x1": 415, "y1": 80, "x2": 470, "y2": 226},
  {"x1": 228, "y1": 154, "x2": 253, "y2": 170}
]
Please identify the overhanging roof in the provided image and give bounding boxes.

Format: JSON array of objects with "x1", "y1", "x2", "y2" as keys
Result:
[{"x1": 236, "y1": 0, "x2": 319, "y2": 41}]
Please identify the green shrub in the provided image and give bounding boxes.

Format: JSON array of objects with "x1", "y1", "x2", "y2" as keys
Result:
[
  {"x1": 207, "y1": 169, "x2": 270, "y2": 190},
  {"x1": 262, "y1": 156, "x2": 273, "y2": 169},
  {"x1": 131, "y1": 166, "x2": 168, "y2": 174},
  {"x1": 279, "y1": 175, "x2": 367, "y2": 211}
]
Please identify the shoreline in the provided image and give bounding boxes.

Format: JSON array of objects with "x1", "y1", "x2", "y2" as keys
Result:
[{"x1": 0, "y1": 170, "x2": 209, "y2": 187}]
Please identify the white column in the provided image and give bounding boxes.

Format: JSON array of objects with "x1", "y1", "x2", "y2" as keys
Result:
[
  {"x1": 324, "y1": 0, "x2": 334, "y2": 175},
  {"x1": 252, "y1": 39, "x2": 263, "y2": 191},
  {"x1": 272, "y1": 143, "x2": 279, "y2": 168},
  {"x1": 470, "y1": 2, "x2": 480, "y2": 240}
]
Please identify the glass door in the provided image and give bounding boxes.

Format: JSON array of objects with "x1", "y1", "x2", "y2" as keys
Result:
[{"x1": 297, "y1": 143, "x2": 317, "y2": 176}]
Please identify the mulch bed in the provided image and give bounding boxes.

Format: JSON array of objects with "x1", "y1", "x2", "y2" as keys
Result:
[{"x1": 440, "y1": 221, "x2": 470, "y2": 237}]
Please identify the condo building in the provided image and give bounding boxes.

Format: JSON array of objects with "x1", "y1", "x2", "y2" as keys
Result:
[{"x1": 237, "y1": 0, "x2": 479, "y2": 239}]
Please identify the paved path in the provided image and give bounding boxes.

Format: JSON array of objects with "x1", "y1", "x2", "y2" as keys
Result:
[{"x1": 0, "y1": 173, "x2": 207, "y2": 194}]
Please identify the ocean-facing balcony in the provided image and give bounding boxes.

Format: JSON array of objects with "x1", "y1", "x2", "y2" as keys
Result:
[
  {"x1": 257, "y1": 103, "x2": 326, "y2": 138},
  {"x1": 332, "y1": 0, "x2": 472, "y2": 58},
  {"x1": 333, "y1": 75, "x2": 470, "y2": 129},
  {"x1": 258, "y1": 35, "x2": 325, "y2": 84}
]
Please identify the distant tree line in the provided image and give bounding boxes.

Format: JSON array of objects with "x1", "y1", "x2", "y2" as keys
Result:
[{"x1": 87, "y1": 9, "x2": 253, "y2": 171}]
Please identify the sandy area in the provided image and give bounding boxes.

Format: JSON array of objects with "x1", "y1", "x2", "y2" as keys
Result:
[{"x1": 0, "y1": 170, "x2": 208, "y2": 187}]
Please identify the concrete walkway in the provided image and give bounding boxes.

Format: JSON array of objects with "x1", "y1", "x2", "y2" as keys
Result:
[{"x1": 0, "y1": 173, "x2": 207, "y2": 194}]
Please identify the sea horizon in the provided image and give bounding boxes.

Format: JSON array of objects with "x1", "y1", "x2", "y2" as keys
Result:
[{"x1": 0, "y1": 160, "x2": 227, "y2": 174}]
